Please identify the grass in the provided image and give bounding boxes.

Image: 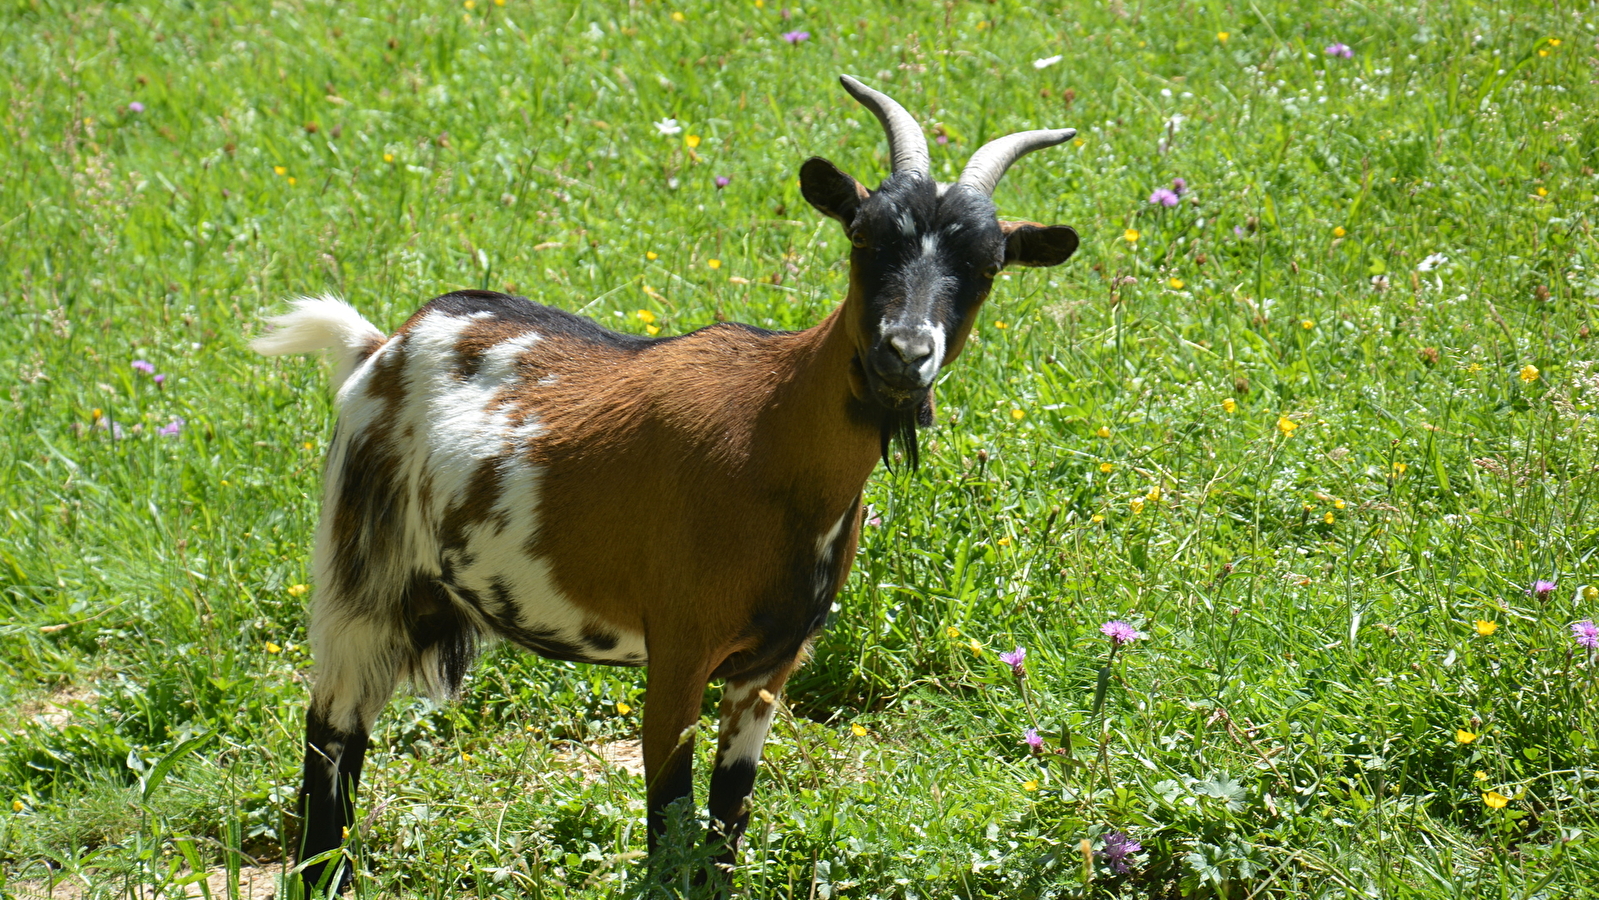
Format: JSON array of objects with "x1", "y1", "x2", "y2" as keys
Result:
[{"x1": 3, "y1": 0, "x2": 1599, "y2": 896}]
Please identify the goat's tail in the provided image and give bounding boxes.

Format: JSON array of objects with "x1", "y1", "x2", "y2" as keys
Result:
[{"x1": 251, "y1": 296, "x2": 388, "y2": 394}]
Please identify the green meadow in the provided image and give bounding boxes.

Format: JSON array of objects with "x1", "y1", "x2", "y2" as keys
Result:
[{"x1": 4, "y1": 0, "x2": 1599, "y2": 896}]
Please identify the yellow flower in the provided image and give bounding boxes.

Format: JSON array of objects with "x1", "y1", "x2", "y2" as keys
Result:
[
  {"x1": 383, "y1": 153, "x2": 394, "y2": 163},
  {"x1": 13, "y1": 799, "x2": 25, "y2": 812},
  {"x1": 265, "y1": 641, "x2": 282, "y2": 654},
  {"x1": 1538, "y1": 49, "x2": 1549, "y2": 57},
  {"x1": 756, "y1": 0, "x2": 764, "y2": 6},
  {"x1": 1474, "y1": 620, "x2": 1498, "y2": 636},
  {"x1": 1483, "y1": 791, "x2": 1509, "y2": 809},
  {"x1": 1168, "y1": 277, "x2": 1184, "y2": 289},
  {"x1": 1022, "y1": 779, "x2": 1039, "y2": 792},
  {"x1": 1392, "y1": 462, "x2": 1407, "y2": 475},
  {"x1": 1222, "y1": 398, "x2": 1237, "y2": 413},
  {"x1": 997, "y1": 536, "x2": 1012, "y2": 546},
  {"x1": 1301, "y1": 320, "x2": 1315, "y2": 330},
  {"x1": 685, "y1": 134, "x2": 701, "y2": 149},
  {"x1": 671, "y1": 10, "x2": 685, "y2": 21},
  {"x1": 1521, "y1": 364, "x2": 1541, "y2": 383},
  {"x1": 1334, "y1": 499, "x2": 1345, "y2": 509},
  {"x1": 1456, "y1": 729, "x2": 1478, "y2": 744},
  {"x1": 495, "y1": 0, "x2": 505, "y2": 5},
  {"x1": 287, "y1": 584, "x2": 309, "y2": 597},
  {"x1": 969, "y1": 638, "x2": 982, "y2": 656},
  {"x1": 1123, "y1": 228, "x2": 1139, "y2": 243},
  {"x1": 1474, "y1": 771, "x2": 1488, "y2": 781},
  {"x1": 303, "y1": 441, "x2": 314, "y2": 451},
  {"x1": 851, "y1": 723, "x2": 867, "y2": 737},
  {"x1": 1010, "y1": 409, "x2": 1025, "y2": 421},
  {"x1": 993, "y1": 321, "x2": 1008, "y2": 329},
  {"x1": 946, "y1": 626, "x2": 961, "y2": 639},
  {"x1": 463, "y1": 0, "x2": 475, "y2": 8},
  {"x1": 646, "y1": 251, "x2": 658, "y2": 260},
  {"x1": 1217, "y1": 31, "x2": 1229, "y2": 42},
  {"x1": 274, "y1": 166, "x2": 286, "y2": 176},
  {"x1": 288, "y1": 177, "x2": 297, "y2": 186},
  {"x1": 1323, "y1": 511, "x2": 1334, "y2": 524},
  {"x1": 1537, "y1": 187, "x2": 1548, "y2": 197},
  {"x1": 1099, "y1": 462, "x2": 1114, "y2": 474},
  {"x1": 616, "y1": 702, "x2": 632, "y2": 715},
  {"x1": 1276, "y1": 416, "x2": 1298, "y2": 436},
  {"x1": 635, "y1": 309, "x2": 656, "y2": 324},
  {"x1": 707, "y1": 259, "x2": 721, "y2": 270},
  {"x1": 1550, "y1": 38, "x2": 1562, "y2": 46},
  {"x1": 91, "y1": 408, "x2": 103, "y2": 420},
  {"x1": 1333, "y1": 226, "x2": 1346, "y2": 238},
  {"x1": 1091, "y1": 514, "x2": 1104, "y2": 523},
  {"x1": 1096, "y1": 426, "x2": 1111, "y2": 438},
  {"x1": 645, "y1": 325, "x2": 660, "y2": 336},
  {"x1": 1585, "y1": 585, "x2": 1598, "y2": 602},
  {"x1": 1130, "y1": 498, "x2": 1145, "y2": 515},
  {"x1": 1146, "y1": 487, "x2": 1161, "y2": 501},
  {"x1": 461, "y1": 752, "x2": 473, "y2": 763},
  {"x1": 1073, "y1": 138, "x2": 1085, "y2": 147}
]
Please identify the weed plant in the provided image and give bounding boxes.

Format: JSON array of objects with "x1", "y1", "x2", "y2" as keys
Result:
[{"x1": 2, "y1": 0, "x2": 1598, "y2": 897}]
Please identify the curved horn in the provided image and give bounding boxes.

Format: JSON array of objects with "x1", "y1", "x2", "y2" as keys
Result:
[
  {"x1": 958, "y1": 128, "x2": 1077, "y2": 196},
  {"x1": 839, "y1": 75, "x2": 930, "y2": 177}
]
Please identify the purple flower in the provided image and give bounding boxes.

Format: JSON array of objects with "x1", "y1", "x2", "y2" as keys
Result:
[
  {"x1": 1171, "y1": 177, "x2": 1187, "y2": 195},
  {"x1": 780, "y1": 7, "x2": 791, "y2": 19},
  {"x1": 1149, "y1": 187, "x2": 1179, "y2": 207},
  {"x1": 128, "y1": 101, "x2": 145, "y2": 114},
  {"x1": 1233, "y1": 225, "x2": 1246, "y2": 237},
  {"x1": 715, "y1": 175, "x2": 731, "y2": 189},
  {"x1": 1101, "y1": 620, "x2": 1142, "y2": 646},
  {"x1": 153, "y1": 373, "x2": 167, "y2": 385},
  {"x1": 1100, "y1": 831, "x2": 1141, "y2": 874},
  {"x1": 1531, "y1": 579, "x2": 1558, "y2": 600},
  {"x1": 132, "y1": 360, "x2": 155, "y2": 375},
  {"x1": 1023, "y1": 728, "x2": 1044, "y2": 753},
  {"x1": 782, "y1": 30, "x2": 810, "y2": 44},
  {"x1": 935, "y1": 133, "x2": 949, "y2": 146},
  {"x1": 999, "y1": 645, "x2": 1027, "y2": 678},
  {"x1": 1574, "y1": 619, "x2": 1599, "y2": 649},
  {"x1": 158, "y1": 417, "x2": 184, "y2": 437},
  {"x1": 1324, "y1": 42, "x2": 1353, "y2": 59}
]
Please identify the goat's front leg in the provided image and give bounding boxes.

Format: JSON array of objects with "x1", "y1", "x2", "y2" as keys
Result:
[
  {"x1": 707, "y1": 657, "x2": 803, "y2": 878},
  {"x1": 642, "y1": 655, "x2": 713, "y2": 856}
]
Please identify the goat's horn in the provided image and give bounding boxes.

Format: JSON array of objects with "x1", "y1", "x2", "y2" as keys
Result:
[
  {"x1": 839, "y1": 75, "x2": 930, "y2": 177},
  {"x1": 958, "y1": 128, "x2": 1077, "y2": 196}
]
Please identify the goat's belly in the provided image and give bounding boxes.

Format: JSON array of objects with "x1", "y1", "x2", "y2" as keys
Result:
[{"x1": 446, "y1": 555, "x2": 648, "y2": 667}]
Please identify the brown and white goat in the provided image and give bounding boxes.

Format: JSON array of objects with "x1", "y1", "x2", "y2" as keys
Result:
[{"x1": 253, "y1": 75, "x2": 1078, "y2": 892}]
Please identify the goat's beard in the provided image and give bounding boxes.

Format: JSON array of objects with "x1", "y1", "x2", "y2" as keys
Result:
[{"x1": 878, "y1": 390, "x2": 935, "y2": 472}]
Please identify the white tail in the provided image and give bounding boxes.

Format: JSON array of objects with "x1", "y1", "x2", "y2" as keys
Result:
[{"x1": 250, "y1": 295, "x2": 388, "y2": 393}]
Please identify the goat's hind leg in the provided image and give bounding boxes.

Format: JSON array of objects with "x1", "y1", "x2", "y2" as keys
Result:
[{"x1": 296, "y1": 603, "x2": 407, "y2": 894}]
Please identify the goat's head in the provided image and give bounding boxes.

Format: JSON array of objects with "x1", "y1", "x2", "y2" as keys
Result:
[{"x1": 801, "y1": 75, "x2": 1079, "y2": 467}]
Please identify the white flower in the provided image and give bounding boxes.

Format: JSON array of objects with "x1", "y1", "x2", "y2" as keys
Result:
[
  {"x1": 654, "y1": 118, "x2": 682, "y2": 136},
  {"x1": 1032, "y1": 55, "x2": 1062, "y2": 70},
  {"x1": 1417, "y1": 252, "x2": 1447, "y2": 272}
]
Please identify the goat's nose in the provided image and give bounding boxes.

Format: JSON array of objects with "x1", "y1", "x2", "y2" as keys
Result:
[{"x1": 888, "y1": 333, "x2": 934, "y2": 365}]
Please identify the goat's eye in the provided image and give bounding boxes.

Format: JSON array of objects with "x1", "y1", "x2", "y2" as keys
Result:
[
  {"x1": 982, "y1": 264, "x2": 1001, "y2": 280},
  {"x1": 851, "y1": 231, "x2": 869, "y2": 249}
]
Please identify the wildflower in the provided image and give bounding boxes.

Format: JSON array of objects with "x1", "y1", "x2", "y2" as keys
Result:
[
  {"x1": 617, "y1": 702, "x2": 632, "y2": 714},
  {"x1": 1323, "y1": 511, "x2": 1334, "y2": 524},
  {"x1": 1531, "y1": 579, "x2": 1557, "y2": 600},
  {"x1": 670, "y1": 10, "x2": 685, "y2": 21},
  {"x1": 1168, "y1": 277, "x2": 1184, "y2": 289},
  {"x1": 1519, "y1": 364, "x2": 1540, "y2": 383},
  {"x1": 946, "y1": 626, "x2": 961, "y2": 639},
  {"x1": 1096, "y1": 426, "x2": 1111, "y2": 438},
  {"x1": 1475, "y1": 771, "x2": 1488, "y2": 781},
  {"x1": 265, "y1": 641, "x2": 282, "y2": 654},
  {"x1": 1587, "y1": 586, "x2": 1598, "y2": 602},
  {"x1": 1324, "y1": 42, "x2": 1353, "y2": 59},
  {"x1": 1129, "y1": 498, "x2": 1145, "y2": 514},
  {"x1": 684, "y1": 134, "x2": 701, "y2": 148},
  {"x1": 635, "y1": 309, "x2": 657, "y2": 324},
  {"x1": 1417, "y1": 252, "x2": 1447, "y2": 272},
  {"x1": 1033, "y1": 55, "x2": 1063, "y2": 69},
  {"x1": 1024, "y1": 728, "x2": 1044, "y2": 753},
  {"x1": 969, "y1": 638, "x2": 982, "y2": 656},
  {"x1": 1392, "y1": 462, "x2": 1407, "y2": 476},
  {"x1": 1482, "y1": 791, "x2": 1509, "y2": 809},
  {"x1": 1333, "y1": 226, "x2": 1346, "y2": 237},
  {"x1": 1011, "y1": 409, "x2": 1025, "y2": 421},
  {"x1": 273, "y1": 166, "x2": 287, "y2": 176},
  {"x1": 1572, "y1": 619, "x2": 1599, "y2": 649},
  {"x1": 999, "y1": 646, "x2": 1027, "y2": 678},
  {"x1": 1099, "y1": 462, "x2": 1114, "y2": 473},
  {"x1": 1222, "y1": 398, "x2": 1237, "y2": 413},
  {"x1": 1022, "y1": 779, "x2": 1039, "y2": 791},
  {"x1": 1149, "y1": 187, "x2": 1179, "y2": 207},
  {"x1": 707, "y1": 259, "x2": 721, "y2": 270},
  {"x1": 1474, "y1": 620, "x2": 1497, "y2": 636},
  {"x1": 1301, "y1": 320, "x2": 1314, "y2": 330},
  {"x1": 153, "y1": 373, "x2": 166, "y2": 385},
  {"x1": 132, "y1": 360, "x2": 155, "y2": 375},
  {"x1": 993, "y1": 321, "x2": 1007, "y2": 329},
  {"x1": 654, "y1": 118, "x2": 682, "y2": 136},
  {"x1": 1091, "y1": 514, "x2": 1104, "y2": 523},
  {"x1": 158, "y1": 417, "x2": 184, "y2": 437},
  {"x1": 781, "y1": 30, "x2": 810, "y2": 44},
  {"x1": 1101, "y1": 620, "x2": 1142, "y2": 646},
  {"x1": 1171, "y1": 177, "x2": 1187, "y2": 195},
  {"x1": 1276, "y1": 416, "x2": 1298, "y2": 435},
  {"x1": 1123, "y1": 228, "x2": 1139, "y2": 243},
  {"x1": 128, "y1": 101, "x2": 145, "y2": 114},
  {"x1": 1217, "y1": 31, "x2": 1229, "y2": 42},
  {"x1": 1456, "y1": 729, "x2": 1477, "y2": 744},
  {"x1": 646, "y1": 251, "x2": 658, "y2": 260},
  {"x1": 936, "y1": 132, "x2": 949, "y2": 146},
  {"x1": 287, "y1": 584, "x2": 309, "y2": 597},
  {"x1": 851, "y1": 723, "x2": 867, "y2": 736},
  {"x1": 11, "y1": 800, "x2": 21, "y2": 812},
  {"x1": 715, "y1": 175, "x2": 731, "y2": 189},
  {"x1": 1536, "y1": 186, "x2": 1548, "y2": 197},
  {"x1": 1101, "y1": 831, "x2": 1142, "y2": 874},
  {"x1": 1549, "y1": 38, "x2": 1561, "y2": 46}
]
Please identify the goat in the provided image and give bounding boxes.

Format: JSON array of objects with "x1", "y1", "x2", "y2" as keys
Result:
[{"x1": 252, "y1": 75, "x2": 1078, "y2": 893}]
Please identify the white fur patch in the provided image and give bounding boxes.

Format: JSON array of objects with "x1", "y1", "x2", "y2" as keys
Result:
[{"x1": 717, "y1": 681, "x2": 778, "y2": 770}]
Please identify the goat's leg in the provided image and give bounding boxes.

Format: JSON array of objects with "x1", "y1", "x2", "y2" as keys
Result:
[
  {"x1": 641, "y1": 655, "x2": 713, "y2": 858},
  {"x1": 296, "y1": 608, "x2": 405, "y2": 894},
  {"x1": 706, "y1": 658, "x2": 802, "y2": 878}
]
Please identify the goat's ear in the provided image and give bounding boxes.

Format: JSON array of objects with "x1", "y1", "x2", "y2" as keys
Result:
[
  {"x1": 800, "y1": 157, "x2": 869, "y2": 227},
  {"x1": 1001, "y1": 221, "x2": 1079, "y2": 268}
]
